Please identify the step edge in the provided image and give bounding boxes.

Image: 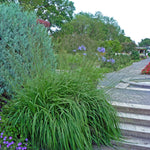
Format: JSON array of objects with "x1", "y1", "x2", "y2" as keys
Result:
[
  {"x1": 114, "y1": 141, "x2": 150, "y2": 148},
  {"x1": 111, "y1": 101, "x2": 150, "y2": 110},
  {"x1": 120, "y1": 123, "x2": 150, "y2": 134},
  {"x1": 118, "y1": 112, "x2": 150, "y2": 121}
]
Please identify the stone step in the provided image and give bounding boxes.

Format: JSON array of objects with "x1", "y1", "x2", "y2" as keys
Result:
[
  {"x1": 120, "y1": 123, "x2": 150, "y2": 139},
  {"x1": 122, "y1": 136, "x2": 150, "y2": 150},
  {"x1": 111, "y1": 101, "x2": 150, "y2": 115},
  {"x1": 128, "y1": 81, "x2": 150, "y2": 89},
  {"x1": 93, "y1": 136, "x2": 150, "y2": 150},
  {"x1": 118, "y1": 112, "x2": 150, "y2": 127},
  {"x1": 113, "y1": 136, "x2": 150, "y2": 150}
]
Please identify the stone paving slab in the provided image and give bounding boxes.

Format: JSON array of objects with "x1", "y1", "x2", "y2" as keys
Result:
[
  {"x1": 99, "y1": 58, "x2": 150, "y2": 88},
  {"x1": 99, "y1": 58, "x2": 150, "y2": 105},
  {"x1": 96, "y1": 58, "x2": 150, "y2": 150},
  {"x1": 108, "y1": 88, "x2": 150, "y2": 105},
  {"x1": 115, "y1": 83, "x2": 129, "y2": 89}
]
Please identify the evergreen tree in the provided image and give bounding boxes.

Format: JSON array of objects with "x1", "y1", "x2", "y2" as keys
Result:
[{"x1": 0, "y1": 3, "x2": 56, "y2": 97}]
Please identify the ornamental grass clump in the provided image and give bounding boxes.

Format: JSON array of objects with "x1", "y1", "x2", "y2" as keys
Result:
[{"x1": 1, "y1": 66, "x2": 121, "y2": 150}]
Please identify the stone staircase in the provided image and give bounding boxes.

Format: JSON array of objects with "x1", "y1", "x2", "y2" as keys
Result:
[{"x1": 111, "y1": 101, "x2": 150, "y2": 150}]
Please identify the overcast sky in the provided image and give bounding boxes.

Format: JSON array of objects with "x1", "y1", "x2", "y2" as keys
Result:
[{"x1": 71, "y1": 0, "x2": 150, "y2": 44}]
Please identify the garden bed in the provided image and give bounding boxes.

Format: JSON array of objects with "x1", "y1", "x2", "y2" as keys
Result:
[{"x1": 141, "y1": 62, "x2": 150, "y2": 75}]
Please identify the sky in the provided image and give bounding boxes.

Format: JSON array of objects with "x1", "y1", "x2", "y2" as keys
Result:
[{"x1": 71, "y1": 0, "x2": 150, "y2": 44}]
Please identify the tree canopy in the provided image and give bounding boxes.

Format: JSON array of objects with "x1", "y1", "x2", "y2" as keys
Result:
[
  {"x1": 52, "y1": 12, "x2": 136, "y2": 53},
  {"x1": 1, "y1": 1, "x2": 136, "y2": 53},
  {"x1": 2, "y1": 0, "x2": 75, "y2": 29},
  {"x1": 56, "y1": 12, "x2": 132, "y2": 43},
  {"x1": 121, "y1": 42, "x2": 136, "y2": 53},
  {"x1": 138, "y1": 38, "x2": 150, "y2": 47}
]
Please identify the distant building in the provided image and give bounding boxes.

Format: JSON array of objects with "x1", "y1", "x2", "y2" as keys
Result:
[
  {"x1": 146, "y1": 46, "x2": 150, "y2": 53},
  {"x1": 136, "y1": 46, "x2": 150, "y2": 57},
  {"x1": 136, "y1": 47, "x2": 146, "y2": 56}
]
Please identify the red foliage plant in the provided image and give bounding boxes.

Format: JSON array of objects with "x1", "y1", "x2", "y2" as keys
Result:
[
  {"x1": 141, "y1": 62, "x2": 150, "y2": 75},
  {"x1": 37, "y1": 19, "x2": 50, "y2": 28}
]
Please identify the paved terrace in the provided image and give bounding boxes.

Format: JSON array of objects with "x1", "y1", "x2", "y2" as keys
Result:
[
  {"x1": 94, "y1": 58, "x2": 150, "y2": 150},
  {"x1": 99, "y1": 58, "x2": 150, "y2": 105}
]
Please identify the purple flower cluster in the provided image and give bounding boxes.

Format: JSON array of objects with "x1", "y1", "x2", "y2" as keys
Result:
[
  {"x1": 78, "y1": 45, "x2": 86, "y2": 51},
  {"x1": 0, "y1": 116, "x2": 29, "y2": 149},
  {"x1": 72, "y1": 46, "x2": 115, "y2": 64},
  {"x1": 107, "y1": 58, "x2": 115, "y2": 64},
  {"x1": 73, "y1": 45, "x2": 87, "y2": 56},
  {"x1": 96, "y1": 47, "x2": 115, "y2": 64},
  {"x1": 0, "y1": 132, "x2": 28, "y2": 149},
  {"x1": 98, "y1": 56, "x2": 115, "y2": 64},
  {"x1": 97, "y1": 47, "x2": 105, "y2": 53}
]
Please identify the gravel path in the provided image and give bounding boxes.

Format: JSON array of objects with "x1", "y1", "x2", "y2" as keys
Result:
[{"x1": 99, "y1": 58, "x2": 150, "y2": 105}]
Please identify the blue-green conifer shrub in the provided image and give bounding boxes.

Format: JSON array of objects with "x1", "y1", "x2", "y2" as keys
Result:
[{"x1": 0, "y1": 3, "x2": 56, "y2": 98}]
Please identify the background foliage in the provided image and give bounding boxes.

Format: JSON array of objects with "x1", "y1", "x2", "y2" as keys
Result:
[
  {"x1": 3, "y1": 0, "x2": 75, "y2": 30},
  {"x1": 53, "y1": 12, "x2": 137, "y2": 54},
  {"x1": 138, "y1": 38, "x2": 150, "y2": 47}
]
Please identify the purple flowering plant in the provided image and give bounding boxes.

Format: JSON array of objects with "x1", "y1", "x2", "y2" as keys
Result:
[
  {"x1": 72, "y1": 46, "x2": 115, "y2": 67},
  {"x1": 97, "y1": 47, "x2": 105, "y2": 53},
  {"x1": 96, "y1": 47, "x2": 115, "y2": 66},
  {"x1": 106, "y1": 58, "x2": 115, "y2": 64},
  {"x1": 0, "y1": 115, "x2": 30, "y2": 150},
  {"x1": 73, "y1": 45, "x2": 87, "y2": 57},
  {"x1": 78, "y1": 45, "x2": 86, "y2": 51},
  {"x1": 110, "y1": 58, "x2": 115, "y2": 64}
]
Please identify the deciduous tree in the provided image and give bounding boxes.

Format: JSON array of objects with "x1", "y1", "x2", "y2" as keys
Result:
[
  {"x1": 139, "y1": 38, "x2": 150, "y2": 47},
  {"x1": 2, "y1": 0, "x2": 75, "y2": 30}
]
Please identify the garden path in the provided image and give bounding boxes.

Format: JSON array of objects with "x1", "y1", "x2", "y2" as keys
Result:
[
  {"x1": 99, "y1": 57, "x2": 150, "y2": 105},
  {"x1": 94, "y1": 57, "x2": 150, "y2": 150}
]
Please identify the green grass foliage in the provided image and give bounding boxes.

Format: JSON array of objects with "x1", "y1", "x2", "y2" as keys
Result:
[
  {"x1": 131, "y1": 50, "x2": 140, "y2": 60},
  {"x1": 0, "y1": 3, "x2": 56, "y2": 97},
  {"x1": 2, "y1": 67, "x2": 121, "y2": 150},
  {"x1": 53, "y1": 33, "x2": 99, "y2": 54},
  {"x1": 102, "y1": 54, "x2": 132, "y2": 71}
]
